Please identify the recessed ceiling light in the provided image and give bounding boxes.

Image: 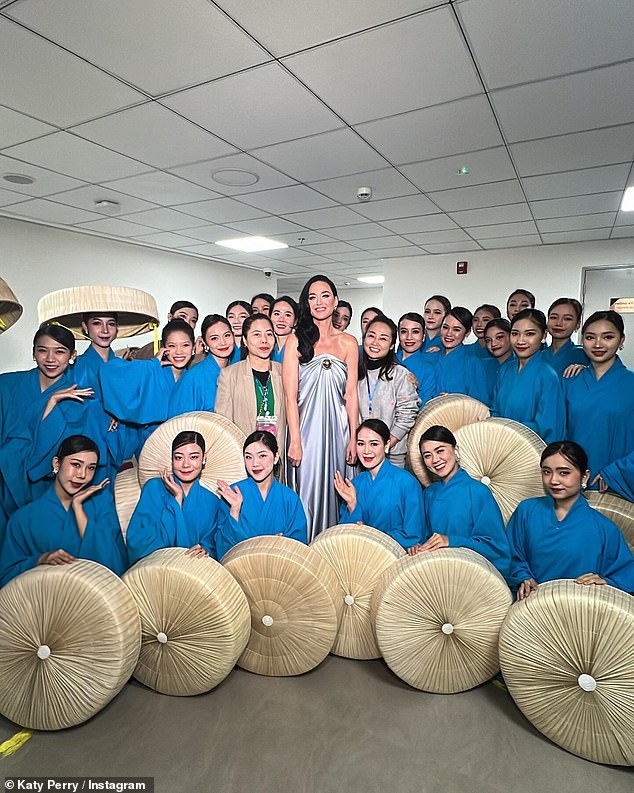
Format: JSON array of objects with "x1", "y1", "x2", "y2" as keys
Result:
[
  {"x1": 216, "y1": 236, "x2": 288, "y2": 252},
  {"x1": 211, "y1": 168, "x2": 259, "y2": 187},
  {"x1": 3, "y1": 173, "x2": 35, "y2": 185},
  {"x1": 621, "y1": 186, "x2": 634, "y2": 211},
  {"x1": 357, "y1": 275, "x2": 385, "y2": 284},
  {"x1": 456, "y1": 166, "x2": 470, "y2": 175}
]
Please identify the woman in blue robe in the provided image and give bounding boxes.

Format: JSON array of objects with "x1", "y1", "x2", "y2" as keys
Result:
[
  {"x1": 270, "y1": 296, "x2": 298, "y2": 363},
  {"x1": 542, "y1": 298, "x2": 589, "y2": 376},
  {"x1": 0, "y1": 434, "x2": 126, "y2": 586},
  {"x1": 126, "y1": 430, "x2": 222, "y2": 565},
  {"x1": 565, "y1": 310, "x2": 634, "y2": 493},
  {"x1": 216, "y1": 431, "x2": 307, "y2": 557},
  {"x1": 508, "y1": 441, "x2": 634, "y2": 597},
  {"x1": 422, "y1": 295, "x2": 449, "y2": 357},
  {"x1": 72, "y1": 312, "x2": 119, "y2": 388},
  {"x1": 396, "y1": 312, "x2": 437, "y2": 407},
  {"x1": 409, "y1": 425, "x2": 510, "y2": 579},
  {"x1": 492, "y1": 308, "x2": 566, "y2": 443},
  {"x1": 334, "y1": 419, "x2": 424, "y2": 549},
  {"x1": 434, "y1": 307, "x2": 490, "y2": 404},
  {"x1": 482, "y1": 318, "x2": 515, "y2": 397}
]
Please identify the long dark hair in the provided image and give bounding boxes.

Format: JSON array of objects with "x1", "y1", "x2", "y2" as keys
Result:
[
  {"x1": 359, "y1": 316, "x2": 398, "y2": 382},
  {"x1": 296, "y1": 275, "x2": 338, "y2": 364}
]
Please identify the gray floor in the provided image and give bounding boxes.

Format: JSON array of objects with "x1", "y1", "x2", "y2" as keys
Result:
[{"x1": 2, "y1": 656, "x2": 632, "y2": 793}]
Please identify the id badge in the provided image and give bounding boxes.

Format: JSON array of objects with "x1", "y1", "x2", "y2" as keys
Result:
[{"x1": 256, "y1": 415, "x2": 278, "y2": 436}]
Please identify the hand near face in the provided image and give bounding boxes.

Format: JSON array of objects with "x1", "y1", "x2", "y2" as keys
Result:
[
  {"x1": 333, "y1": 471, "x2": 356, "y2": 511},
  {"x1": 217, "y1": 480, "x2": 243, "y2": 520},
  {"x1": 161, "y1": 469, "x2": 183, "y2": 506},
  {"x1": 72, "y1": 478, "x2": 109, "y2": 507}
]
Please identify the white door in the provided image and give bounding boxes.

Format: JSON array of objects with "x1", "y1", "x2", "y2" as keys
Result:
[{"x1": 582, "y1": 265, "x2": 634, "y2": 369}]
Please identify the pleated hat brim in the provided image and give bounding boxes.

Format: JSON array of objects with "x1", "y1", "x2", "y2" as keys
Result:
[
  {"x1": 114, "y1": 462, "x2": 142, "y2": 541},
  {"x1": 585, "y1": 491, "x2": 634, "y2": 553}
]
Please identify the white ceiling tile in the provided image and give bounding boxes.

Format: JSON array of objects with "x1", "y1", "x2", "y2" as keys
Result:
[
  {"x1": 511, "y1": 125, "x2": 634, "y2": 177},
  {"x1": 0, "y1": 187, "x2": 29, "y2": 207},
  {"x1": 4, "y1": 133, "x2": 149, "y2": 182},
  {"x1": 71, "y1": 104, "x2": 237, "y2": 169},
  {"x1": 522, "y1": 165, "x2": 630, "y2": 201},
  {"x1": 320, "y1": 223, "x2": 393, "y2": 241},
  {"x1": 132, "y1": 231, "x2": 207, "y2": 249},
  {"x1": 216, "y1": 0, "x2": 442, "y2": 56},
  {"x1": 357, "y1": 96, "x2": 503, "y2": 165},
  {"x1": 368, "y1": 246, "x2": 423, "y2": 258},
  {"x1": 465, "y1": 220, "x2": 539, "y2": 239},
  {"x1": 611, "y1": 225, "x2": 634, "y2": 238},
  {"x1": 171, "y1": 197, "x2": 267, "y2": 224},
  {"x1": 283, "y1": 206, "x2": 367, "y2": 229},
  {"x1": 400, "y1": 147, "x2": 516, "y2": 192},
  {"x1": 326, "y1": 252, "x2": 377, "y2": 263},
  {"x1": 300, "y1": 242, "x2": 362, "y2": 256},
  {"x1": 279, "y1": 254, "x2": 335, "y2": 266},
  {"x1": 531, "y1": 192, "x2": 622, "y2": 220},
  {"x1": 103, "y1": 171, "x2": 219, "y2": 205},
  {"x1": 402, "y1": 228, "x2": 473, "y2": 245},
  {"x1": 178, "y1": 242, "x2": 238, "y2": 258},
  {"x1": 6, "y1": 0, "x2": 270, "y2": 96},
  {"x1": 269, "y1": 231, "x2": 334, "y2": 246},
  {"x1": 536, "y1": 213, "x2": 616, "y2": 233},
  {"x1": 222, "y1": 217, "x2": 308, "y2": 236},
  {"x1": 428, "y1": 180, "x2": 525, "y2": 212},
  {"x1": 0, "y1": 154, "x2": 86, "y2": 196},
  {"x1": 122, "y1": 207, "x2": 207, "y2": 231},
  {"x1": 616, "y1": 212, "x2": 634, "y2": 227},
  {"x1": 74, "y1": 217, "x2": 158, "y2": 237},
  {"x1": 492, "y1": 61, "x2": 634, "y2": 143},
  {"x1": 458, "y1": 0, "x2": 634, "y2": 89},
  {"x1": 447, "y1": 203, "x2": 533, "y2": 226},
  {"x1": 478, "y1": 235, "x2": 543, "y2": 250},
  {"x1": 169, "y1": 153, "x2": 297, "y2": 195},
  {"x1": 253, "y1": 128, "x2": 388, "y2": 182},
  {"x1": 0, "y1": 104, "x2": 56, "y2": 149},
  {"x1": 0, "y1": 18, "x2": 142, "y2": 126},
  {"x1": 355, "y1": 235, "x2": 411, "y2": 250},
  {"x1": 310, "y1": 168, "x2": 417, "y2": 204},
  {"x1": 542, "y1": 229, "x2": 612, "y2": 244},
  {"x1": 352, "y1": 194, "x2": 439, "y2": 221},
  {"x1": 163, "y1": 63, "x2": 342, "y2": 149},
  {"x1": 284, "y1": 9, "x2": 481, "y2": 124},
  {"x1": 175, "y1": 225, "x2": 241, "y2": 243},
  {"x1": 237, "y1": 185, "x2": 335, "y2": 214},
  {"x1": 421, "y1": 241, "x2": 482, "y2": 254},
  {"x1": 2, "y1": 197, "x2": 101, "y2": 225},
  {"x1": 48, "y1": 185, "x2": 157, "y2": 215},
  {"x1": 382, "y1": 214, "x2": 459, "y2": 234}
]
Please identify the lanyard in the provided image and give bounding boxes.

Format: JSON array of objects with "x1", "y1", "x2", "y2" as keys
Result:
[
  {"x1": 255, "y1": 373, "x2": 272, "y2": 417},
  {"x1": 365, "y1": 372, "x2": 380, "y2": 415}
]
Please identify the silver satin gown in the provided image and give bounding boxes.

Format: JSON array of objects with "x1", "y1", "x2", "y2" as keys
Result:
[{"x1": 287, "y1": 353, "x2": 355, "y2": 542}]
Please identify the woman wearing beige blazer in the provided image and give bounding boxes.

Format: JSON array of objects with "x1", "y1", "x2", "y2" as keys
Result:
[{"x1": 215, "y1": 314, "x2": 286, "y2": 477}]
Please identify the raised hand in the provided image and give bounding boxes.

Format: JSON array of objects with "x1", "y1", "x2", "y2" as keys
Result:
[
  {"x1": 217, "y1": 480, "x2": 243, "y2": 520},
  {"x1": 333, "y1": 470, "x2": 357, "y2": 512},
  {"x1": 161, "y1": 469, "x2": 183, "y2": 506},
  {"x1": 72, "y1": 478, "x2": 109, "y2": 508},
  {"x1": 43, "y1": 385, "x2": 94, "y2": 419}
]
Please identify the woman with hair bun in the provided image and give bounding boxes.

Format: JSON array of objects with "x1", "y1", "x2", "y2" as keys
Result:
[
  {"x1": 126, "y1": 431, "x2": 222, "y2": 565},
  {"x1": 542, "y1": 297, "x2": 588, "y2": 376},
  {"x1": 422, "y1": 295, "x2": 450, "y2": 355},
  {"x1": 508, "y1": 441, "x2": 634, "y2": 597},
  {"x1": 270, "y1": 295, "x2": 298, "y2": 363},
  {"x1": 396, "y1": 312, "x2": 437, "y2": 407},
  {"x1": 434, "y1": 307, "x2": 490, "y2": 404},
  {"x1": 0, "y1": 434, "x2": 125, "y2": 586}
]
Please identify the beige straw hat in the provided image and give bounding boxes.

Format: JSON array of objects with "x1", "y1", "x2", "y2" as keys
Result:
[
  {"x1": 222, "y1": 536, "x2": 342, "y2": 676},
  {"x1": 138, "y1": 411, "x2": 246, "y2": 493},
  {"x1": 407, "y1": 395, "x2": 490, "y2": 486},
  {"x1": 454, "y1": 418, "x2": 546, "y2": 524},
  {"x1": 0, "y1": 561, "x2": 141, "y2": 730},
  {"x1": 311, "y1": 524, "x2": 406, "y2": 659},
  {"x1": 585, "y1": 491, "x2": 634, "y2": 553},
  {"x1": 0, "y1": 277, "x2": 23, "y2": 334},
  {"x1": 371, "y1": 548, "x2": 512, "y2": 693},
  {"x1": 499, "y1": 579, "x2": 634, "y2": 765},
  {"x1": 37, "y1": 285, "x2": 159, "y2": 338},
  {"x1": 114, "y1": 463, "x2": 142, "y2": 541},
  {"x1": 123, "y1": 548, "x2": 250, "y2": 696}
]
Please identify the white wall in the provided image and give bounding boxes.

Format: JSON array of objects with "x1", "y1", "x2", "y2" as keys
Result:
[
  {"x1": 0, "y1": 217, "x2": 276, "y2": 373},
  {"x1": 383, "y1": 239, "x2": 634, "y2": 324}
]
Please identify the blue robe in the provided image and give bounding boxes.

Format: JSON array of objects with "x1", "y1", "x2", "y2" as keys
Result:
[
  {"x1": 492, "y1": 354, "x2": 566, "y2": 443},
  {"x1": 168, "y1": 354, "x2": 222, "y2": 414},
  {"x1": 601, "y1": 450, "x2": 634, "y2": 502},
  {"x1": 396, "y1": 349, "x2": 437, "y2": 407},
  {"x1": 565, "y1": 357, "x2": 634, "y2": 486},
  {"x1": 272, "y1": 341, "x2": 287, "y2": 364},
  {"x1": 465, "y1": 342, "x2": 500, "y2": 403},
  {"x1": 422, "y1": 467, "x2": 511, "y2": 578},
  {"x1": 73, "y1": 345, "x2": 116, "y2": 388},
  {"x1": 215, "y1": 477, "x2": 307, "y2": 559},
  {"x1": 434, "y1": 344, "x2": 490, "y2": 405},
  {"x1": 341, "y1": 459, "x2": 424, "y2": 549},
  {"x1": 126, "y1": 477, "x2": 221, "y2": 565},
  {"x1": 0, "y1": 485, "x2": 126, "y2": 586},
  {"x1": 507, "y1": 494, "x2": 634, "y2": 594},
  {"x1": 542, "y1": 339, "x2": 589, "y2": 377},
  {"x1": 99, "y1": 358, "x2": 182, "y2": 425},
  {"x1": 422, "y1": 333, "x2": 443, "y2": 356}
]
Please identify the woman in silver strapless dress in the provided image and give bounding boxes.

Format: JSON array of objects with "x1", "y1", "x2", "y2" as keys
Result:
[{"x1": 283, "y1": 275, "x2": 359, "y2": 542}]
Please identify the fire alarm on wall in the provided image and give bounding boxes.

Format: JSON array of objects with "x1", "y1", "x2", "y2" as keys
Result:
[{"x1": 456, "y1": 261, "x2": 468, "y2": 275}]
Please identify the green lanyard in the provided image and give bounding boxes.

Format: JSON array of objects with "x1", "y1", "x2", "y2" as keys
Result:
[{"x1": 254, "y1": 372, "x2": 273, "y2": 417}]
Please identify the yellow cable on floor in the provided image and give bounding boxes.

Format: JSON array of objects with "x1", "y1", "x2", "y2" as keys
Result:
[{"x1": 0, "y1": 730, "x2": 33, "y2": 757}]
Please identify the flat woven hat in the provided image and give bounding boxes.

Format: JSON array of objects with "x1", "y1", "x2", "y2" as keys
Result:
[
  {"x1": 114, "y1": 463, "x2": 142, "y2": 541},
  {"x1": 37, "y1": 285, "x2": 159, "y2": 338},
  {"x1": 0, "y1": 561, "x2": 141, "y2": 730},
  {"x1": 123, "y1": 548, "x2": 250, "y2": 696},
  {"x1": 499, "y1": 579, "x2": 634, "y2": 766},
  {"x1": 585, "y1": 491, "x2": 634, "y2": 553},
  {"x1": 138, "y1": 411, "x2": 246, "y2": 493},
  {"x1": 0, "y1": 277, "x2": 23, "y2": 334},
  {"x1": 371, "y1": 548, "x2": 512, "y2": 693},
  {"x1": 222, "y1": 536, "x2": 342, "y2": 676},
  {"x1": 311, "y1": 524, "x2": 406, "y2": 660},
  {"x1": 454, "y1": 418, "x2": 546, "y2": 524},
  {"x1": 407, "y1": 395, "x2": 490, "y2": 486}
]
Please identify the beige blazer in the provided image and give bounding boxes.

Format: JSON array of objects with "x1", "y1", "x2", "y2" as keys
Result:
[{"x1": 215, "y1": 360, "x2": 286, "y2": 452}]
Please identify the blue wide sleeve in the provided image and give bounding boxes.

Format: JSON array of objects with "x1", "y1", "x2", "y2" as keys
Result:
[
  {"x1": 126, "y1": 479, "x2": 181, "y2": 565},
  {"x1": 100, "y1": 359, "x2": 173, "y2": 425},
  {"x1": 598, "y1": 518, "x2": 634, "y2": 594},
  {"x1": 0, "y1": 508, "x2": 43, "y2": 586},
  {"x1": 81, "y1": 491, "x2": 128, "y2": 576},
  {"x1": 506, "y1": 502, "x2": 536, "y2": 590}
]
